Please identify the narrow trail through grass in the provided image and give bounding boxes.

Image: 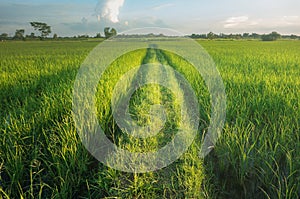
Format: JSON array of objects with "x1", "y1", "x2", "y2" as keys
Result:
[{"x1": 96, "y1": 44, "x2": 205, "y2": 198}]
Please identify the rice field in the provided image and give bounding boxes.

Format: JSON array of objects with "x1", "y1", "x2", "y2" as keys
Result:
[{"x1": 0, "y1": 39, "x2": 299, "y2": 198}]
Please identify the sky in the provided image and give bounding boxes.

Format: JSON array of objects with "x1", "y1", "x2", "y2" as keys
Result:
[{"x1": 0, "y1": 0, "x2": 299, "y2": 37}]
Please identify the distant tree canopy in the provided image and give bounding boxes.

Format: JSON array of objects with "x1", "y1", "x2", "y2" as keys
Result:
[
  {"x1": 0, "y1": 33, "x2": 8, "y2": 40},
  {"x1": 261, "y1": 32, "x2": 281, "y2": 41},
  {"x1": 207, "y1": 32, "x2": 218, "y2": 40},
  {"x1": 243, "y1": 33, "x2": 250, "y2": 38},
  {"x1": 189, "y1": 31, "x2": 287, "y2": 41},
  {"x1": 104, "y1": 27, "x2": 117, "y2": 39},
  {"x1": 290, "y1": 34, "x2": 298, "y2": 39},
  {"x1": 95, "y1": 33, "x2": 102, "y2": 38},
  {"x1": 14, "y1": 29, "x2": 25, "y2": 40},
  {"x1": 30, "y1": 22, "x2": 51, "y2": 38}
]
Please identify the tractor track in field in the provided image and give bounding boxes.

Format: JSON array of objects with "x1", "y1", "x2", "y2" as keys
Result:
[{"x1": 114, "y1": 43, "x2": 199, "y2": 150}]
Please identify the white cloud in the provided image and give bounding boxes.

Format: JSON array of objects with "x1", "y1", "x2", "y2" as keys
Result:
[
  {"x1": 221, "y1": 15, "x2": 300, "y2": 33},
  {"x1": 224, "y1": 16, "x2": 249, "y2": 28},
  {"x1": 281, "y1": 16, "x2": 299, "y2": 25},
  {"x1": 152, "y1": 3, "x2": 175, "y2": 11},
  {"x1": 96, "y1": 0, "x2": 125, "y2": 23}
]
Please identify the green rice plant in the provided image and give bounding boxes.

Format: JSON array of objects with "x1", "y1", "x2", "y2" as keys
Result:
[
  {"x1": 0, "y1": 40, "x2": 299, "y2": 198},
  {"x1": 199, "y1": 40, "x2": 300, "y2": 198}
]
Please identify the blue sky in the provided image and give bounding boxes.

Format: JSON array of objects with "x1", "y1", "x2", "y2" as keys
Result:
[{"x1": 0, "y1": 0, "x2": 299, "y2": 36}]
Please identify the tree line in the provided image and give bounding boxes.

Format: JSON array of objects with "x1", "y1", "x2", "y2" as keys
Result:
[
  {"x1": 0, "y1": 21, "x2": 117, "y2": 41},
  {"x1": 1, "y1": 21, "x2": 299, "y2": 41},
  {"x1": 190, "y1": 31, "x2": 299, "y2": 41}
]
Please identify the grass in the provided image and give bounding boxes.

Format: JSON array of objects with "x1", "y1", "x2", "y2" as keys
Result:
[{"x1": 0, "y1": 39, "x2": 299, "y2": 198}]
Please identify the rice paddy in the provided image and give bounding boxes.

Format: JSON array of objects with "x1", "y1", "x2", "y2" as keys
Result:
[{"x1": 0, "y1": 39, "x2": 299, "y2": 198}]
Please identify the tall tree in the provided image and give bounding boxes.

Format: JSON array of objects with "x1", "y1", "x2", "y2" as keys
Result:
[
  {"x1": 30, "y1": 22, "x2": 51, "y2": 38},
  {"x1": 104, "y1": 27, "x2": 117, "y2": 39},
  {"x1": 207, "y1": 32, "x2": 216, "y2": 40},
  {"x1": 14, "y1": 29, "x2": 25, "y2": 40}
]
